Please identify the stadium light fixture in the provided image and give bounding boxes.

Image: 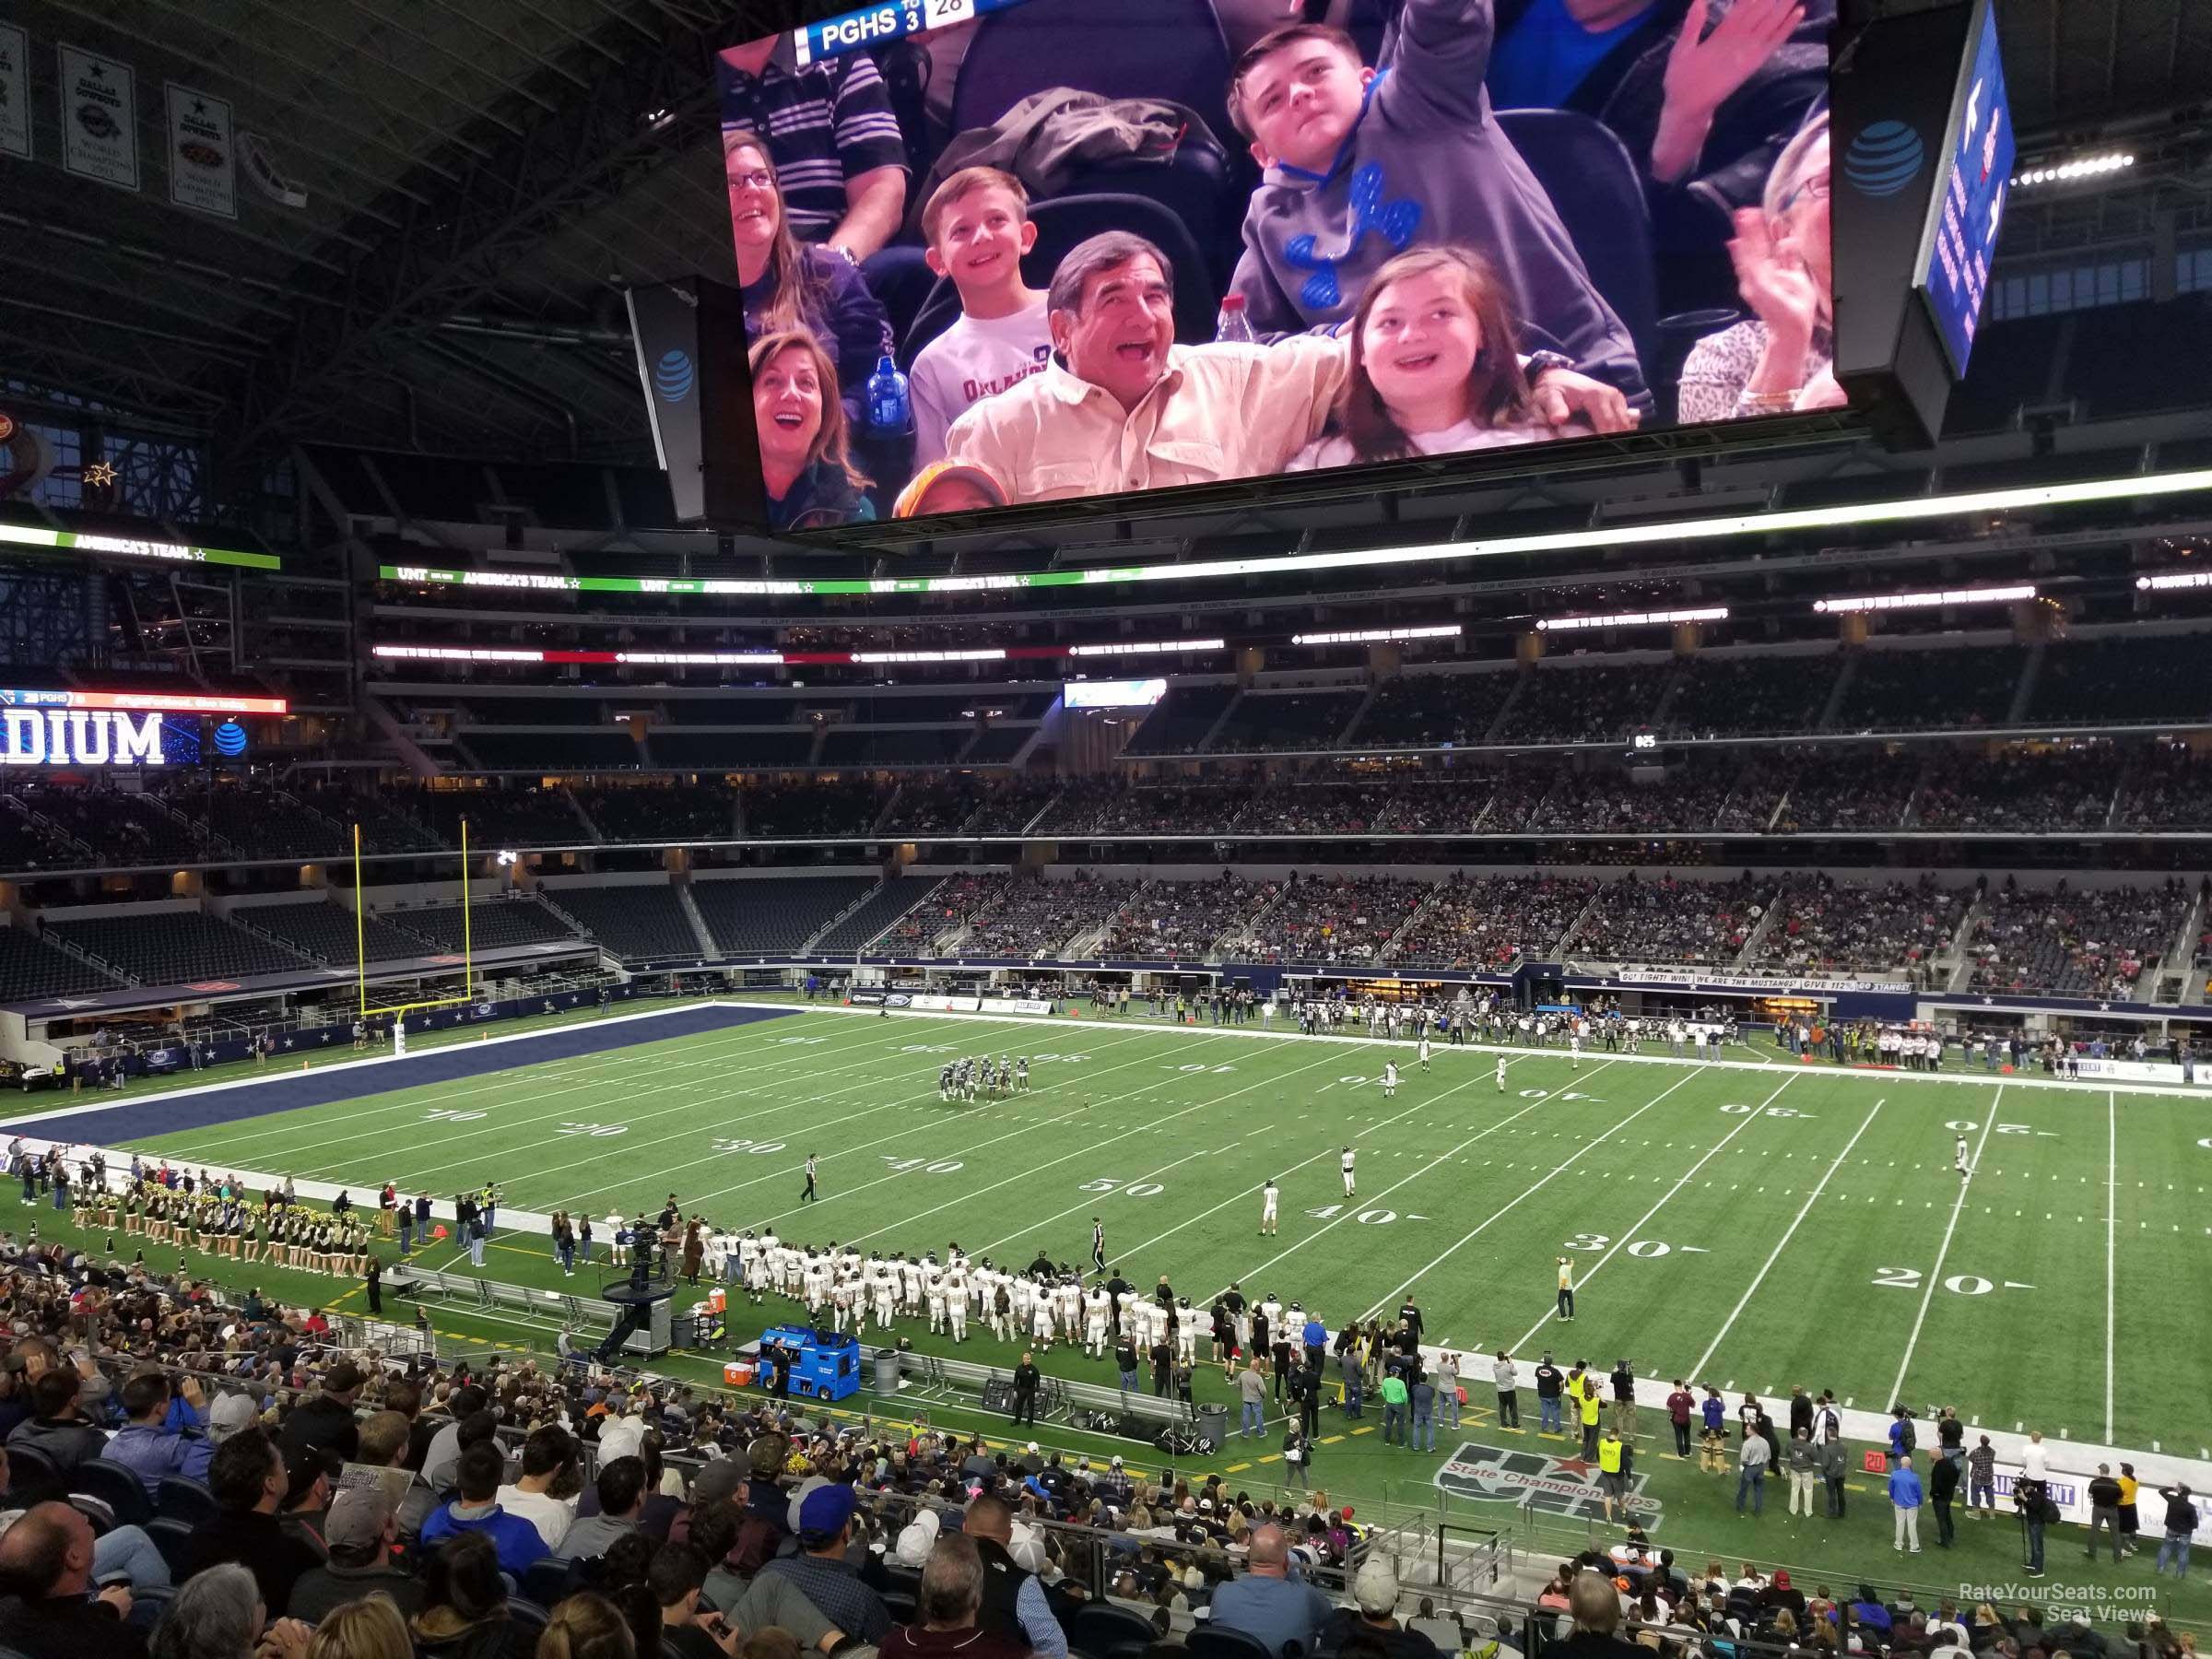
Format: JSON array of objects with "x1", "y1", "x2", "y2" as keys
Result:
[
  {"x1": 2012, "y1": 153, "x2": 2132, "y2": 187},
  {"x1": 377, "y1": 466, "x2": 2212, "y2": 602},
  {"x1": 1067, "y1": 638, "x2": 1228, "y2": 656},
  {"x1": 1811, "y1": 584, "x2": 2034, "y2": 614},
  {"x1": 1536, "y1": 606, "x2": 1728, "y2": 631},
  {"x1": 1290, "y1": 625, "x2": 1462, "y2": 647}
]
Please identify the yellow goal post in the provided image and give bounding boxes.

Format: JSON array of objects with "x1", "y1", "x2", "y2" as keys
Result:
[{"x1": 354, "y1": 816, "x2": 478, "y2": 1027}]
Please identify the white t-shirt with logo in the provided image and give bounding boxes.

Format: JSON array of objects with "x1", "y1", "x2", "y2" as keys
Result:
[{"x1": 909, "y1": 299, "x2": 1053, "y2": 467}]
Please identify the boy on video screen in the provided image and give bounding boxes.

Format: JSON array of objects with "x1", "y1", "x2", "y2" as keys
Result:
[{"x1": 1225, "y1": 0, "x2": 1646, "y2": 402}]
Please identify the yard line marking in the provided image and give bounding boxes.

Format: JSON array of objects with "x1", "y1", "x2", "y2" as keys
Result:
[
  {"x1": 1107, "y1": 1055, "x2": 1589, "y2": 1268},
  {"x1": 1885, "y1": 1088, "x2": 2002, "y2": 1410},
  {"x1": 830, "y1": 1041, "x2": 1354, "y2": 1246},
  {"x1": 155, "y1": 1016, "x2": 902, "y2": 1166},
  {"x1": 529, "y1": 1026, "x2": 1168, "y2": 1206},
  {"x1": 386, "y1": 1017, "x2": 1054, "y2": 1188},
  {"x1": 1689, "y1": 1098, "x2": 1885, "y2": 1379},
  {"x1": 1350, "y1": 1065, "x2": 1712, "y2": 1322},
  {"x1": 1508, "y1": 1074, "x2": 1795, "y2": 1354},
  {"x1": 541, "y1": 1027, "x2": 1174, "y2": 1209},
  {"x1": 694, "y1": 1032, "x2": 1255, "y2": 1224},
  {"x1": 2105, "y1": 1089, "x2": 2117, "y2": 1443}
]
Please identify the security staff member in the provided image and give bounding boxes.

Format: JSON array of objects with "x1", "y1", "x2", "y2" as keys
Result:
[{"x1": 1011, "y1": 1352, "x2": 1041, "y2": 1425}]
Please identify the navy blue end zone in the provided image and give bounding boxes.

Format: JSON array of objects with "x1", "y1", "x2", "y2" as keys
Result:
[{"x1": 2, "y1": 1003, "x2": 799, "y2": 1147}]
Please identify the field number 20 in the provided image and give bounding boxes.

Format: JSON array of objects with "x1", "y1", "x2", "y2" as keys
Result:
[{"x1": 1875, "y1": 1265, "x2": 1998, "y2": 1295}]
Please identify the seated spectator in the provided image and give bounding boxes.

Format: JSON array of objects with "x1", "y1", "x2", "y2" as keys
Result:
[
  {"x1": 174, "y1": 1428, "x2": 324, "y2": 1618},
  {"x1": 346, "y1": 1408, "x2": 439, "y2": 1545},
  {"x1": 410, "y1": 1532, "x2": 520, "y2": 1659},
  {"x1": 963, "y1": 1493, "x2": 1067, "y2": 1657},
  {"x1": 495, "y1": 1424, "x2": 579, "y2": 1554},
  {"x1": 148, "y1": 1560, "x2": 310, "y2": 1659},
  {"x1": 1320, "y1": 1559, "x2": 1439, "y2": 1659},
  {"x1": 298, "y1": 1594, "x2": 411, "y2": 1659},
  {"x1": 420, "y1": 1442, "x2": 553, "y2": 1577},
  {"x1": 6, "y1": 1368, "x2": 109, "y2": 1475},
  {"x1": 532, "y1": 1591, "x2": 637, "y2": 1659},
  {"x1": 101, "y1": 1370, "x2": 215, "y2": 1496},
  {"x1": 1677, "y1": 113, "x2": 1843, "y2": 422},
  {"x1": 1549, "y1": 1571, "x2": 1643, "y2": 1659},
  {"x1": 276, "y1": 1359, "x2": 364, "y2": 1464},
  {"x1": 420, "y1": 1387, "x2": 490, "y2": 1490},
  {"x1": 559, "y1": 1455, "x2": 649, "y2": 1560},
  {"x1": 724, "y1": 131, "x2": 893, "y2": 433},
  {"x1": 653, "y1": 1543, "x2": 742, "y2": 1659},
  {"x1": 1206, "y1": 1524, "x2": 1330, "y2": 1658},
  {"x1": 751, "y1": 1483, "x2": 890, "y2": 1646},
  {"x1": 753, "y1": 329, "x2": 876, "y2": 532},
  {"x1": 882, "y1": 1534, "x2": 1027, "y2": 1659},
  {"x1": 279, "y1": 1442, "x2": 338, "y2": 1561},
  {"x1": 288, "y1": 1486, "x2": 424, "y2": 1626},
  {"x1": 0, "y1": 1500, "x2": 147, "y2": 1659}
]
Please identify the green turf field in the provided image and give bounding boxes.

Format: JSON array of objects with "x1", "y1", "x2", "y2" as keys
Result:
[{"x1": 114, "y1": 1005, "x2": 2208, "y2": 1458}]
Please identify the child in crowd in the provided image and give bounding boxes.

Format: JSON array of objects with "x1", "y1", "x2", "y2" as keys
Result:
[
  {"x1": 1222, "y1": 0, "x2": 1644, "y2": 404},
  {"x1": 891, "y1": 459, "x2": 1010, "y2": 518},
  {"x1": 1288, "y1": 245, "x2": 1571, "y2": 470},
  {"x1": 907, "y1": 167, "x2": 1054, "y2": 466}
]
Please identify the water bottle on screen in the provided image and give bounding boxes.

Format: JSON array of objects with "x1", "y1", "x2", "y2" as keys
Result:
[
  {"x1": 1216, "y1": 293, "x2": 1254, "y2": 345},
  {"x1": 865, "y1": 355, "x2": 912, "y2": 436}
]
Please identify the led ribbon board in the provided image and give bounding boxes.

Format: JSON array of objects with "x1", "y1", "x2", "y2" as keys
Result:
[
  {"x1": 0, "y1": 688, "x2": 287, "y2": 768},
  {"x1": 0, "y1": 522, "x2": 280, "y2": 570},
  {"x1": 378, "y1": 466, "x2": 2212, "y2": 602}
]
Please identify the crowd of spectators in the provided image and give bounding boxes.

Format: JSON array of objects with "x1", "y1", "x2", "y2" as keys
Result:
[
  {"x1": 2115, "y1": 746, "x2": 2212, "y2": 831},
  {"x1": 1496, "y1": 665, "x2": 1674, "y2": 747},
  {"x1": 1911, "y1": 751, "x2": 2114, "y2": 835},
  {"x1": 1755, "y1": 877, "x2": 1969, "y2": 980},
  {"x1": 1523, "y1": 774, "x2": 1741, "y2": 837},
  {"x1": 937, "y1": 874, "x2": 1141, "y2": 959},
  {"x1": 1565, "y1": 875, "x2": 1768, "y2": 967},
  {"x1": 1039, "y1": 785, "x2": 1254, "y2": 841},
  {"x1": 0, "y1": 1226, "x2": 1406, "y2": 1659},
  {"x1": 1832, "y1": 646, "x2": 2025, "y2": 733},
  {"x1": 1966, "y1": 878, "x2": 2193, "y2": 1000},
  {"x1": 1766, "y1": 752, "x2": 1923, "y2": 833},
  {"x1": 1230, "y1": 875, "x2": 1426, "y2": 966},
  {"x1": 1343, "y1": 676, "x2": 1516, "y2": 749},
  {"x1": 1662, "y1": 655, "x2": 1837, "y2": 740},
  {"x1": 1389, "y1": 874, "x2": 1598, "y2": 970},
  {"x1": 1099, "y1": 877, "x2": 1274, "y2": 961}
]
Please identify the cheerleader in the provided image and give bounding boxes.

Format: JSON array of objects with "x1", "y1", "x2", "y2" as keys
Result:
[
  {"x1": 122, "y1": 1184, "x2": 140, "y2": 1236},
  {"x1": 241, "y1": 1208, "x2": 265, "y2": 1265}
]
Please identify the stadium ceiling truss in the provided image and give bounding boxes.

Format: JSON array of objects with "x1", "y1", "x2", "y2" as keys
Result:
[{"x1": 0, "y1": 0, "x2": 2206, "y2": 495}]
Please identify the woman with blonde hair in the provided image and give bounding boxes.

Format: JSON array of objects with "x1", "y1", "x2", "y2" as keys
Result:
[
  {"x1": 1677, "y1": 111, "x2": 1846, "y2": 422},
  {"x1": 749, "y1": 330, "x2": 875, "y2": 531},
  {"x1": 305, "y1": 1594, "x2": 414, "y2": 1659},
  {"x1": 534, "y1": 1592, "x2": 636, "y2": 1659},
  {"x1": 724, "y1": 129, "x2": 891, "y2": 431}
]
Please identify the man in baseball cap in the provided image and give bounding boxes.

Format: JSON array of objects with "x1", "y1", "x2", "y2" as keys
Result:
[{"x1": 288, "y1": 1485, "x2": 423, "y2": 1623}]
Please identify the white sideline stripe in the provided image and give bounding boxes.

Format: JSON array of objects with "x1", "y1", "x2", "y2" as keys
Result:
[
  {"x1": 1688, "y1": 1097, "x2": 1886, "y2": 1379},
  {"x1": 1507, "y1": 1073, "x2": 1794, "y2": 1354},
  {"x1": 713, "y1": 1001, "x2": 2212, "y2": 1100},
  {"x1": 1884, "y1": 1088, "x2": 2002, "y2": 1409},
  {"x1": 2105, "y1": 1090, "x2": 2117, "y2": 1443}
]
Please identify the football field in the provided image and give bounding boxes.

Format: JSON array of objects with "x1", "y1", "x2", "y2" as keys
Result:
[{"x1": 105, "y1": 1002, "x2": 2208, "y2": 1458}]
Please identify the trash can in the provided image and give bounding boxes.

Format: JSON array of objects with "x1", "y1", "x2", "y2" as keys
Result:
[
  {"x1": 873, "y1": 1347, "x2": 904, "y2": 1396},
  {"x1": 1196, "y1": 1403, "x2": 1229, "y2": 1452}
]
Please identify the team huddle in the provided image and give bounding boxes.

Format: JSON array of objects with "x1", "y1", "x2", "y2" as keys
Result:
[{"x1": 938, "y1": 1053, "x2": 1030, "y2": 1100}]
